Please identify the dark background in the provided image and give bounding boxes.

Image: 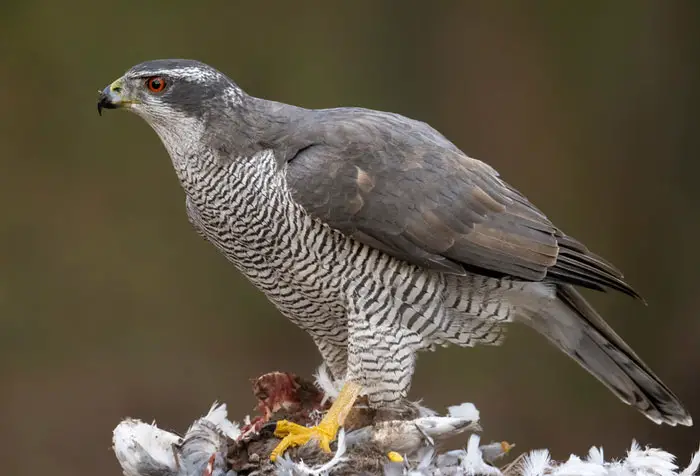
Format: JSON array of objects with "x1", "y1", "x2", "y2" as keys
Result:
[{"x1": 1, "y1": 1, "x2": 699, "y2": 474}]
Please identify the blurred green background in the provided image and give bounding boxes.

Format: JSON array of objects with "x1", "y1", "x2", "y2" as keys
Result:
[{"x1": 1, "y1": 1, "x2": 699, "y2": 474}]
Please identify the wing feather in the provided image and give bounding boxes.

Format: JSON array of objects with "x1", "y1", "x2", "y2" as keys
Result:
[{"x1": 284, "y1": 108, "x2": 640, "y2": 298}]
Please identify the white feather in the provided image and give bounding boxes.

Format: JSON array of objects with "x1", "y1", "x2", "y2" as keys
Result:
[
  {"x1": 414, "y1": 415, "x2": 479, "y2": 440},
  {"x1": 112, "y1": 418, "x2": 180, "y2": 476},
  {"x1": 587, "y1": 447, "x2": 605, "y2": 466},
  {"x1": 521, "y1": 449, "x2": 552, "y2": 476},
  {"x1": 202, "y1": 401, "x2": 241, "y2": 440},
  {"x1": 276, "y1": 428, "x2": 348, "y2": 475},
  {"x1": 623, "y1": 441, "x2": 678, "y2": 476},
  {"x1": 553, "y1": 455, "x2": 608, "y2": 476},
  {"x1": 680, "y1": 446, "x2": 700, "y2": 476},
  {"x1": 447, "y1": 402, "x2": 480, "y2": 422},
  {"x1": 416, "y1": 447, "x2": 436, "y2": 470},
  {"x1": 314, "y1": 364, "x2": 341, "y2": 403},
  {"x1": 462, "y1": 434, "x2": 503, "y2": 475}
]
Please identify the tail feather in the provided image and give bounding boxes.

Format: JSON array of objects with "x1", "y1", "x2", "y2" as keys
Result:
[{"x1": 526, "y1": 284, "x2": 692, "y2": 426}]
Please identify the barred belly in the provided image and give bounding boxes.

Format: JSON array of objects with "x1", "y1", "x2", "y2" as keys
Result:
[{"x1": 179, "y1": 149, "x2": 517, "y2": 390}]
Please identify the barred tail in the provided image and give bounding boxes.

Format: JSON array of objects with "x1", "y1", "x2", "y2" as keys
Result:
[{"x1": 526, "y1": 284, "x2": 692, "y2": 426}]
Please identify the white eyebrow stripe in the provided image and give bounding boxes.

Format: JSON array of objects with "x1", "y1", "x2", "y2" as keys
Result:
[
  {"x1": 126, "y1": 66, "x2": 244, "y2": 107},
  {"x1": 130, "y1": 67, "x2": 221, "y2": 82}
]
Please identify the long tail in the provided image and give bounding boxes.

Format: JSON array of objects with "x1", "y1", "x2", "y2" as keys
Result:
[{"x1": 525, "y1": 283, "x2": 692, "y2": 426}]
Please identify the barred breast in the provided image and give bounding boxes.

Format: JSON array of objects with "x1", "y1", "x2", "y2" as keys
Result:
[{"x1": 178, "y1": 149, "x2": 516, "y2": 348}]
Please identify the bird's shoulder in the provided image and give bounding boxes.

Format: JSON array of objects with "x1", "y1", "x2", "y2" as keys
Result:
[
  {"x1": 284, "y1": 107, "x2": 518, "y2": 231},
  {"x1": 289, "y1": 106, "x2": 470, "y2": 165}
]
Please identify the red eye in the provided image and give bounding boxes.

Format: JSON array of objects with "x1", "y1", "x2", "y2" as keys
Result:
[{"x1": 146, "y1": 76, "x2": 166, "y2": 93}]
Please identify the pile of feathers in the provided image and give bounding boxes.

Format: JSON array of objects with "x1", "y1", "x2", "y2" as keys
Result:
[{"x1": 112, "y1": 365, "x2": 700, "y2": 476}]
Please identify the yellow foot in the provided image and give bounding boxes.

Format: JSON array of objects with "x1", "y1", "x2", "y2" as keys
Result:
[
  {"x1": 269, "y1": 380, "x2": 362, "y2": 461},
  {"x1": 270, "y1": 420, "x2": 335, "y2": 461}
]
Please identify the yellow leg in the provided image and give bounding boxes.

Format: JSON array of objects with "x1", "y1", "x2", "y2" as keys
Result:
[{"x1": 269, "y1": 380, "x2": 362, "y2": 461}]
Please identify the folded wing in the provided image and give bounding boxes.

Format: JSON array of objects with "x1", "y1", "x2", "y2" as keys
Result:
[{"x1": 284, "y1": 108, "x2": 639, "y2": 298}]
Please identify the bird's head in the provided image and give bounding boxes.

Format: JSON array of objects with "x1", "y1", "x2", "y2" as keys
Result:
[
  {"x1": 97, "y1": 59, "x2": 245, "y2": 151},
  {"x1": 98, "y1": 59, "x2": 307, "y2": 164}
]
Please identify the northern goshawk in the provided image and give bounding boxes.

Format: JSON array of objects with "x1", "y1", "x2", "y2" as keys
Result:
[{"x1": 98, "y1": 59, "x2": 691, "y2": 459}]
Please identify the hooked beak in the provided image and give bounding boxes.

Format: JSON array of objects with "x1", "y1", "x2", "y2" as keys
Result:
[{"x1": 97, "y1": 78, "x2": 128, "y2": 116}]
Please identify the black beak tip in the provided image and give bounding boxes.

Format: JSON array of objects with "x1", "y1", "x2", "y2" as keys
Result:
[{"x1": 97, "y1": 90, "x2": 116, "y2": 116}]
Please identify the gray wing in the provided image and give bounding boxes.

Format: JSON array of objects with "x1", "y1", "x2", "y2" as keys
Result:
[{"x1": 284, "y1": 108, "x2": 639, "y2": 298}]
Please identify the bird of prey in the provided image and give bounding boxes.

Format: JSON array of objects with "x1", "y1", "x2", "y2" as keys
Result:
[{"x1": 98, "y1": 59, "x2": 691, "y2": 459}]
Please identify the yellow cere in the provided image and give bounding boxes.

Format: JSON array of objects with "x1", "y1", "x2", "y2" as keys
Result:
[{"x1": 110, "y1": 78, "x2": 123, "y2": 92}]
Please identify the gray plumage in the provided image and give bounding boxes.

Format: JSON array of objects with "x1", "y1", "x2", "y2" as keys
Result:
[{"x1": 98, "y1": 59, "x2": 691, "y2": 426}]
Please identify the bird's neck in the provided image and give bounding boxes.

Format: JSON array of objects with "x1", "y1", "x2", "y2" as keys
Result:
[
  {"x1": 241, "y1": 95, "x2": 310, "y2": 155},
  {"x1": 149, "y1": 94, "x2": 310, "y2": 192}
]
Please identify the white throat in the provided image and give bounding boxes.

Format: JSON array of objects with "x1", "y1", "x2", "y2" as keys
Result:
[{"x1": 147, "y1": 114, "x2": 207, "y2": 173}]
